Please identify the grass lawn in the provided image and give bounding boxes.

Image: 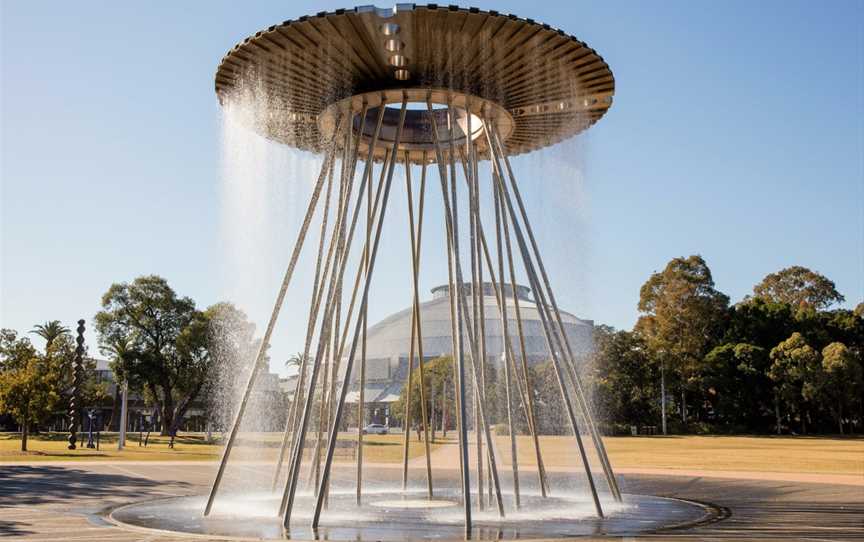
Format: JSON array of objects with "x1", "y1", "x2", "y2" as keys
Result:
[
  {"x1": 2, "y1": 432, "x2": 861, "y2": 477},
  {"x1": 0, "y1": 431, "x2": 438, "y2": 463},
  {"x1": 601, "y1": 435, "x2": 864, "y2": 475},
  {"x1": 497, "y1": 435, "x2": 864, "y2": 476}
]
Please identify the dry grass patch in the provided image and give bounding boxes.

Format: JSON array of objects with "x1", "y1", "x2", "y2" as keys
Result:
[
  {"x1": 495, "y1": 435, "x2": 864, "y2": 476},
  {"x1": 0, "y1": 431, "x2": 438, "y2": 463}
]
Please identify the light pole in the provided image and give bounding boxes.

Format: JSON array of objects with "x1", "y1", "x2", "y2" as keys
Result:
[
  {"x1": 660, "y1": 362, "x2": 667, "y2": 436},
  {"x1": 117, "y1": 381, "x2": 128, "y2": 450}
]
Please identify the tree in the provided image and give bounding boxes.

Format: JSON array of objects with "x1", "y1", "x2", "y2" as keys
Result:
[
  {"x1": 200, "y1": 303, "x2": 258, "y2": 432},
  {"x1": 636, "y1": 255, "x2": 730, "y2": 424},
  {"x1": 753, "y1": 266, "x2": 844, "y2": 311},
  {"x1": 30, "y1": 320, "x2": 70, "y2": 350},
  {"x1": 819, "y1": 342, "x2": 862, "y2": 434},
  {"x1": 590, "y1": 326, "x2": 658, "y2": 427},
  {"x1": 0, "y1": 330, "x2": 62, "y2": 451},
  {"x1": 100, "y1": 337, "x2": 136, "y2": 430},
  {"x1": 703, "y1": 342, "x2": 770, "y2": 430},
  {"x1": 854, "y1": 302, "x2": 864, "y2": 318},
  {"x1": 529, "y1": 360, "x2": 570, "y2": 435},
  {"x1": 285, "y1": 352, "x2": 304, "y2": 373},
  {"x1": 768, "y1": 332, "x2": 822, "y2": 434},
  {"x1": 392, "y1": 356, "x2": 455, "y2": 439},
  {"x1": 49, "y1": 333, "x2": 109, "y2": 414},
  {"x1": 725, "y1": 298, "x2": 795, "y2": 350},
  {"x1": 95, "y1": 275, "x2": 202, "y2": 436}
]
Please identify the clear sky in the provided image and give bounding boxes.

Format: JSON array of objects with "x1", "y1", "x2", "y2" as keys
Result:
[{"x1": 2, "y1": 1, "x2": 862, "y2": 375}]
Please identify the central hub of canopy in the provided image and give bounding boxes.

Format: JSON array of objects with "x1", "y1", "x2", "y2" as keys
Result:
[{"x1": 318, "y1": 88, "x2": 514, "y2": 164}]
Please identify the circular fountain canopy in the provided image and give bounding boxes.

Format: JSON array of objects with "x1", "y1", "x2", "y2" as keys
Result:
[{"x1": 215, "y1": 5, "x2": 614, "y2": 161}]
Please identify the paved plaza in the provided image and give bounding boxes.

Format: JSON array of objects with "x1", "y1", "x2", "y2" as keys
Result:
[{"x1": 0, "y1": 462, "x2": 862, "y2": 541}]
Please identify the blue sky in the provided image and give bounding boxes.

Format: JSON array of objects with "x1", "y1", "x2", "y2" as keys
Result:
[{"x1": 2, "y1": 1, "x2": 862, "y2": 374}]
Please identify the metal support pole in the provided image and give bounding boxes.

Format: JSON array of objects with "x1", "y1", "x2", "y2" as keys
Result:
[
  {"x1": 401, "y1": 295, "x2": 417, "y2": 488},
  {"x1": 411, "y1": 154, "x2": 434, "y2": 497},
  {"x1": 272, "y1": 155, "x2": 336, "y2": 491},
  {"x1": 279, "y1": 109, "x2": 365, "y2": 523},
  {"x1": 316, "y1": 123, "x2": 359, "y2": 502},
  {"x1": 401, "y1": 151, "x2": 433, "y2": 497},
  {"x1": 325, "y1": 145, "x2": 392, "y2": 505},
  {"x1": 498, "y1": 170, "x2": 551, "y2": 498},
  {"x1": 492, "y1": 183, "x2": 521, "y2": 508},
  {"x1": 465, "y1": 102, "x2": 485, "y2": 511},
  {"x1": 356, "y1": 100, "x2": 382, "y2": 505},
  {"x1": 455, "y1": 146, "x2": 549, "y2": 498},
  {"x1": 452, "y1": 106, "x2": 503, "y2": 518},
  {"x1": 118, "y1": 381, "x2": 128, "y2": 451},
  {"x1": 205, "y1": 120, "x2": 342, "y2": 516},
  {"x1": 311, "y1": 96, "x2": 408, "y2": 529},
  {"x1": 485, "y1": 119, "x2": 604, "y2": 518},
  {"x1": 279, "y1": 143, "x2": 340, "y2": 494},
  {"x1": 427, "y1": 97, "x2": 472, "y2": 531},
  {"x1": 490, "y1": 121, "x2": 622, "y2": 503},
  {"x1": 661, "y1": 362, "x2": 667, "y2": 435},
  {"x1": 271, "y1": 103, "x2": 378, "y2": 494},
  {"x1": 438, "y1": 98, "x2": 505, "y2": 519}
]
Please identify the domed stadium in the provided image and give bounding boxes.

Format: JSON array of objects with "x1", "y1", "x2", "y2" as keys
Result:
[{"x1": 346, "y1": 282, "x2": 593, "y2": 424}]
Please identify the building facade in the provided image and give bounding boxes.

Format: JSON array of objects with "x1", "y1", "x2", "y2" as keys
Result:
[{"x1": 346, "y1": 282, "x2": 593, "y2": 425}]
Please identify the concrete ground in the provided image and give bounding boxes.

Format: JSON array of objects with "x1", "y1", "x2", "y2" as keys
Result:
[{"x1": 0, "y1": 462, "x2": 862, "y2": 541}]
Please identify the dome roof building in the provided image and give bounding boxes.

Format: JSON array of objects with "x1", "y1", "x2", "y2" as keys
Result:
[{"x1": 346, "y1": 282, "x2": 593, "y2": 421}]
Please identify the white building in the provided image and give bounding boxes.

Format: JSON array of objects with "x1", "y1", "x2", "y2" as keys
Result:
[{"x1": 345, "y1": 282, "x2": 593, "y2": 424}]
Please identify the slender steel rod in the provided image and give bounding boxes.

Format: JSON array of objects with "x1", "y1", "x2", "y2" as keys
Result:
[
  {"x1": 456, "y1": 145, "x2": 540, "y2": 505},
  {"x1": 457, "y1": 147, "x2": 548, "y2": 498},
  {"x1": 400, "y1": 151, "x2": 433, "y2": 496},
  {"x1": 280, "y1": 106, "x2": 373, "y2": 524},
  {"x1": 465, "y1": 103, "x2": 485, "y2": 511},
  {"x1": 410, "y1": 154, "x2": 434, "y2": 498},
  {"x1": 427, "y1": 96, "x2": 471, "y2": 531},
  {"x1": 401, "y1": 287, "x2": 417, "y2": 489},
  {"x1": 399, "y1": 154, "x2": 418, "y2": 484},
  {"x1": 294, "y1": 133, "x2": 387, "y2": 526},
  {"x1": 492, "y1": 182, "x2": 521, "y2": 508},
  {"x1": 326, "y1": 147, "x2": 390, "y2": 506},
  {"x1": 356, "y1": 99, "x2": 381, "y2": 506},
  {"x1": 271, "y1": 154, "x2": 336, "y2": 491},
  {"x1": 277, "y1": 152, "x2": 342, "y2": 494},
  {"x1": 320, "y1": 121, "x2": 363, "y2": 506},
  {"x1": 311, "y1": 126, "x2": 354, "y2": 494},
  {"x1": 443, "y1": 99, "x2": 505, "y2": 518},
  {"x1": 498, "y1": 169, "x2": 551, "y2": 498},
  {"x1": 311, "y1": 96, "x2": 409, "y2": 529},
  {"x1": 205, "y1": 120, "x2": 342, "y2": 516},
  {"x1": 281, "y1": 142, "x2": 352, "y2": 513},
  {"x1": 467, "y1": 101, "x2": 493, "y2": 506},
  {"x1": 485, "y1": 119, "x2": 604, "y2": 518},
  {"x1": 491, "y1": 121, "x2": 621, "y2": 502},
  {"x1": 319, "y1": 149, "x2": 391, "y2": 504}
]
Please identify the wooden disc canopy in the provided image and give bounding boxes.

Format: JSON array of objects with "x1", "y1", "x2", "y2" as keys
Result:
[{"x1": 215, "y1": 4, "x2": 615, "y2": 163}]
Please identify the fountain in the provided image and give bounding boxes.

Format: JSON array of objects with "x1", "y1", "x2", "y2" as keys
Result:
[{"x1": 107, "y1": 5, "x2": 720, "y2": 540}]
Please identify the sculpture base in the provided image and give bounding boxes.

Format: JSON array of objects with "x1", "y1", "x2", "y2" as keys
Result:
[{"x1": 108, "y1": 491, "x2": 718, "y2": 540}]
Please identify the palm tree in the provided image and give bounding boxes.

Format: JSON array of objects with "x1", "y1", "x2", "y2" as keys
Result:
[
  {"x1": 100, "y1": 338, "x2": 134, "y2": 431},
  {"x1": 30, "y1": 320, "x2": 70, "y2": 350},
  {"x1": 284, "y1": 352, "x2": 305, "y2": 373}
]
